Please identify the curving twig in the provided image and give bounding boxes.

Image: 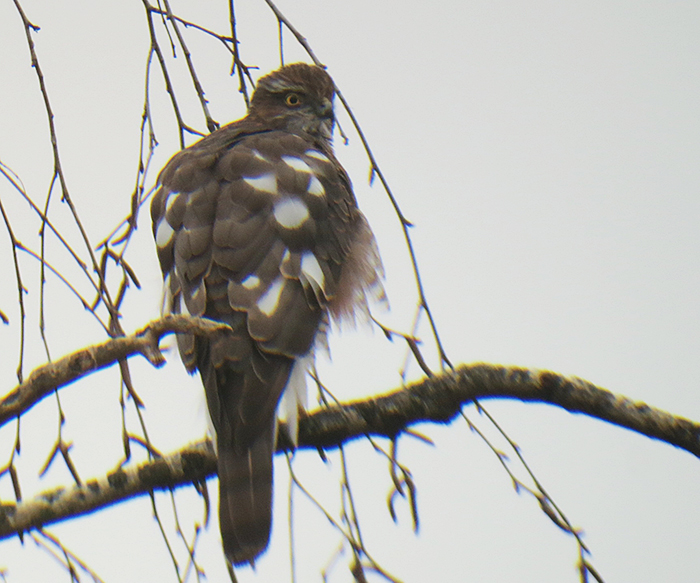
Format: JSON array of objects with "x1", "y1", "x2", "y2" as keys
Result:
[
  {"x1": 159, "y1": 0, "x2": 220, "y2": 133},
  {"x1": 260, "y1": 0, "x2": 451, "y2": 371},
  {"x1": 12, "y1": 0, "x2": 121, "y2": 337}
]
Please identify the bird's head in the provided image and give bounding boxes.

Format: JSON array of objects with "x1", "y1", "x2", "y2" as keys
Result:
[{"x1": 249, "y1": 63, "x2": 336, "y2": 142}]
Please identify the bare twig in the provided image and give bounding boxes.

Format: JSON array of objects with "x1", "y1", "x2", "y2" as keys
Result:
[
  {"x1": 141, "y1": 0, "x2": 204, "y2": 149},
  {"x1": 15, "y1": 243, "x2": 109, "y2": 332},
  {"x1": 98, "y1": 49, "x2": 159, "y2": 251},
  {"x1": 261, "y1": 0, "x2": 320, "y2": 65},
  {"x1": 160, "y1": 0, "x2": 220, "y2": 133},
  {"x1": 0, "y1": 161, "x2": 95, "y2": 293},
  {"x1": 371, "y1": 316, "x2": 433, "y2": 378},
  {"x1": 32, "y1": 530, "x2": 105, "y2": 583},
  {"x1": 260, "y1": 0, "x2": 451, "y2": 371},
  {"x1": 228, "y1": 0, "x2": 252, "y2": 108},
  {"x1": 463, "y1": 410, "x2": 600, "y2": 578},
  {"x1": 150, "y1": 489, "x2": 184, "y2": 583},
  {"x1": 12, "y1": 0, "x2": 122, "y2": 338},
  {"x1": 0, "y1": 166, "x2": 28, "y2": 382},
  {"x1": 285, "y1": 454, "x2": 403, "y2": 583},
  {"x1": 147, "y1": 6, "x2": 235, "y2": 52}
]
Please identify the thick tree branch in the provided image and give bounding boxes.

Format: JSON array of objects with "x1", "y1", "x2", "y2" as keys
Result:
[
  {"x1": 298, "y1": 365, "x2": 700, "y2": 456},
  {"x1": 1, "y1": 363, "x2": 698, "y2": 539},
  {"x1": 0, "y1": 316, "x2": 228, "y2": 427},
  {"x1": 0, "y1": 441, "x2": 216, "y2": 541}
]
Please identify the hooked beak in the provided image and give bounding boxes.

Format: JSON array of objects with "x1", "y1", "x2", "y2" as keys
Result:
[
  {"x1": 317, "y1": 97, "x2": 334, "y2": 121},
  {"x1": 317, "y1": 98, "x2": 334, "y2": 140}
]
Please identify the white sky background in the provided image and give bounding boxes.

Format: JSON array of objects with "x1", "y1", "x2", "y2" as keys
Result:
[{"x1": 0, "y1": 1, "x2": 698, "y2": 582}]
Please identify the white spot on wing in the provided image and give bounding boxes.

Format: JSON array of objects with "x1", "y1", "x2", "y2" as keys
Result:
[
  {"x1": 243, "y1": 173, "x2": 277, "y2": 194},
  {"x1": 257, "y1": 277, "x2": 285, "y2": 316},
  {"x1": 164, "y1": 191, "x2": 180, "y2": 213},
  {"x1": 179, "y1": 293, "x2": 191, "y2": 316},
  {"x1": 252, "y1": 149, "x2": 267, "y2": 161},
  {"x1": 282, "y1": 156, "x2": 312, "y2": 174},
  {"x1": 156, "y1": 219, "x2": 174, "y2": 248},
  {"x1": 241, "y1": 274, "x2": 260, "y2": 289},
  {"x1": 192, "y1": 283, "x2": 203, "y2": 301},
  {"x1": 305, "y1": 150, "x2": 329, "y2": 163},
  {"x1": 307, "y1": 175, "x2": 325, "y2": 197},
  {"x1": 300, "y1": 252, "x2": 325, "y2": 293},
  {"x1": 273, "y1": 198, "x2": 309, "y2": 229}
]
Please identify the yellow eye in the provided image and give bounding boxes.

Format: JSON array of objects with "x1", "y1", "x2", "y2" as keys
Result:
[{"x1": 285, "y1": 93, "x2": 301, "y2": 106}]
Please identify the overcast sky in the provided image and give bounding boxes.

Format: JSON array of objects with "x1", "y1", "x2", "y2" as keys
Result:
[{"x1": 1, "y1": 1, "x2": 699, "y2": 582}]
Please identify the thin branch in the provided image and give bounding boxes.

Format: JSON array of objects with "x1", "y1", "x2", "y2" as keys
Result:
[
  {"x1": 15, "y1": 243, "x2": 109, "y2": 333},
  {"x1": 333, "y1": 87, "x2": 452, "y2": 369},
  {"x1": 371, "y1": 315, "x2": 433, "y2": 378},
  {"x1": 98, "y1": 50, "x2": 158, "y2": 251},
  {"x1": 12, "y1": 0, "x2": 121, "y2": 335},
  {"x1": 160, "y1": 0, "x2": 220, "y2": 133},
  {"x1": 32, "y1": 530, "x2": 105, "y2": 583},
  {"x1": 228, "y1": 0, "x2": 252, "y2": 108},
  {"x1": 0, "y1": 168, "x2": 28, "y2": 382},
  {"x1": 285, "y1": 454, "x2": 402, "y2": 583},
  {"x1": 150, "y1": 490, "x2": 184, "y2": 582},
  {"x1": 260, "y1": 0, "x2": 452, "y2": 370},
  {"x1": 261, "y1": 0, "x2": 319, "y2": 65},
  {"x1": 0, "y1": 162, "x2": 102, "y2": 299},
  {"x1": 462, "y1": 410, "x2": 599, "y2": 578},
  {"x1": 147, "y1": 7, "x2": 235, "y2": 53},
  {"x1": 142, "y1": 0, "x2": 204, "y2": 149},
  {"x1": 0, "y1": 315, "x2": 230, "y2": 427}
]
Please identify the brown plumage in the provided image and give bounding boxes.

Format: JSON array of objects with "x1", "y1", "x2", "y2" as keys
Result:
[{"x1": 151, "y1": 63, "x2": 383, "y2": 567}]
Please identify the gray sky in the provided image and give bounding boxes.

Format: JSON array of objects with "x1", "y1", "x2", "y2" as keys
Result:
[{"x1": 1, "y1": 1, "x2": 699, "y2": 582}]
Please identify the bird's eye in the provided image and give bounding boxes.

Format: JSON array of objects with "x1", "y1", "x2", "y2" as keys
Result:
[{"x1": 285, "y1": 93, "x2": 301, "y2": 106}]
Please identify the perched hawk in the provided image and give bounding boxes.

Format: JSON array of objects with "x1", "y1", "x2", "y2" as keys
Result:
[{"x1": 151, "y1": 63, "x2": 383, "y2": 567}]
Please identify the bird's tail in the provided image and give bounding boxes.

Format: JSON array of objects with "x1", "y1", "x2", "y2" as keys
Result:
[
  {"x1": 217, "y1": 422, "x2": 275, "y2": 567},
  {"x1": 195, "y1": 317, "x2": 293, "y2": 567}
]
